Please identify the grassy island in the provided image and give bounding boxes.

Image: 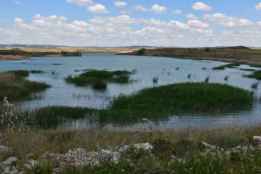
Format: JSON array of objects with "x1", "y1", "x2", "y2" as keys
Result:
[
  {"x1": 100, "y1": 83, "x2": 253, "y2": 122},
  {"x1": 66, "y1": 70, "x2": 132, "y2": 90},
  {"x1": 0, "y1": 70, "x2": 50, "y2": 101}
]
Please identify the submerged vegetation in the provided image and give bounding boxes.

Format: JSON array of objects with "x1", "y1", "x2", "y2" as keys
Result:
[
  {"x1": 0, "y1": 70, "x2": 49, "y2": 101},
  {"x1": 66, "y1": 70, "x2": 133, "y2": 90},
  {"x1": 213, "y1": 63, "x2": 241, "y2": 70}
]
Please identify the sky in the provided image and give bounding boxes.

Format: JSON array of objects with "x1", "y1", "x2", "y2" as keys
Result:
[{"x1": 1, "y1": 0, "x2": 261, "y2": 47}]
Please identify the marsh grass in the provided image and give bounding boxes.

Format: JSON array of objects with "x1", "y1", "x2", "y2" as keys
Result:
[
  {"x1": 213, "y1": 63, "x2": 240, "y2": 70},
  {"x1": 245, "y1": 71, "x2": 261, "y2": 80},
  {"x1": 250, "y1": 64, "x2": 261, "y2": 68},
  {"x1": 240, "y1": 68, "x2": 256, "y2": 72},
  {"x1": 99, "y1": 83, "x2": 253, "y2": 123},
  {"x1": 0, "y1": 70, "x2": 50, "y2": 101},
  {"x1": 30, "y1": 70, "x2": 45, "y2": 74},
  {"x1": 65, "y1": 70, "x2": 132, "y2": 90}
]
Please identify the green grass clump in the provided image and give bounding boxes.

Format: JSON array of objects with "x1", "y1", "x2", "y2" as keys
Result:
[
  {"x1": 245, "y1": 71, "x2": 261, "y2": 80},
  {"x1": 0, "y1": 70, "x2": 50, "y2": 101},
  {"x1": 66, "y1": 70, "x2": 132, "y2": 90},
  {"x1": 213, "y1": 63, "x2": 240, "y2": 70},
  {"x1": 100, "y1": 83, "x2": 253, "y2": 123}
]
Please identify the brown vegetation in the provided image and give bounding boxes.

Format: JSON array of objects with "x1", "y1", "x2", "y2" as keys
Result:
[{"x1": 127, "y1": 46, "x2": 261, "y2": 65}]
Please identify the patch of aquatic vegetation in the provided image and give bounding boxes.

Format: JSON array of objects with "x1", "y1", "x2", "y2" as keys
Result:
[
  {"x1": 65, "y1": 70, "x2": 133, "y2": 90},
  {"x1": 239, "y1": 68, "x2": 256, "y2": 72},
  {"x1": 99, "y1": 83, "x2": 253, "y2": 123},
  {"x1": 250, "y1": 64, "x2": 261, "y2": 68},
  {"x1": 213, "y1": 63, "x2": 240, "y2": 70},
  {"x1": 30, "y1": 70, "x2": 45, "y2": 74},
  {"x1": 20, "y1": 83, "x2": 253, "y2": 128},
  {"x1": 0, "y1": 70, "x2": 50, "y2": 101},
  {"x1": 245, "y1": 71, "x2": 261, "y2": 80}
]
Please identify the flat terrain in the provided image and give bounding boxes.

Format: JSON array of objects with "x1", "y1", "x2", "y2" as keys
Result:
[
  {"x1": 0, "y1": 47, "x2": 138, "y2": 60},
  {"x1": 126, "y1": 46, "x2": 261, "y2": 66}
]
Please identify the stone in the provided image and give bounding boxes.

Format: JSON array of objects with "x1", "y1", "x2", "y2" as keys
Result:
[
  {"x1": 201, "y1": 141, "x2": 220, "y2": 150},
  {"x1": 253, "y1": 136, "x2": 261, "y2": 145},
  {"x1": 3, "y1": 157, "x2": 17, "y2": 166},
  {"x1": 133, "y1": 143, "x2": 153, "y2": 151},
  {"x1": 0, "y1": 145, "x2": 9, "y2": 154},
  {"x1": 3, "y1": 166, "x2": 19, "y2": 174}
]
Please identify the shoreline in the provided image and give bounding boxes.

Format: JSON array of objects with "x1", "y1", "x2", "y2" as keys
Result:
[
  {"x1": 122, "y1": 46, "x2": 261, "y2": 66},
  {"x1": 0, "y1": 47, "x2": 138, "y2": 61}
]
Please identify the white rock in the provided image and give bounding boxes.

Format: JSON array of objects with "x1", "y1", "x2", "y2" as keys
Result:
[
  {"x1": 201, "y1": 142, "x2": 218, "y2": 150},
  {"x1": 3, "y1": 157, "x2": 17, "y2": 166},
  {"x1": 253, "y1": 136, "x2": 261, "y2": 145},
  {"x1": 133, "y1": 143, "x2": 153, "y2": 151},
  {"x1": 0, "y1": 145, "x2": 9, "y2": 153}
]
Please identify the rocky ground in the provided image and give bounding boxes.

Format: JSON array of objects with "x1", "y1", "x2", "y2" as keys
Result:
[{"x1": 1, "y1": 136, "x2": 261, "y2": 174}]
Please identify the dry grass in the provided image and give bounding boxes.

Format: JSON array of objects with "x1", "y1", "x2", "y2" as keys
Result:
[
  {"x1": 1, "y1": 126, "x2": 261, "y2": 160},
  {"x1": 129, "y1": 47, "x2": 261, "y2": 66}
]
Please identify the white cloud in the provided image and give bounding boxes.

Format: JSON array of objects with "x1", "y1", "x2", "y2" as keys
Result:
[
  {"x1": 88, "y1": 4, "x2": 107, "y2": 13},
  {"x1": 186, "y1": 14, "x2": 198, "y2": 20},
  {"x1": 173, "y1": 9, "x2": 183, "y2": 15},
  {"x1": 256, "y1": 2, "x2": 261, "y2": 10},
  {"x1": 67, "y1": 0, "x2": 108, "y2": 14},
  {"x1": 14, "y1": 0, "x2": 22, "y2": 5},
  {"x1": 151, "y1": 4, "x2": 167, "y2": 13},
  {"x1": 192, "y1": 2, "x2": 212, "y2": 11},
  {"x1": 205, "y1": 13, "x2": 254, "y2": 28},
  {"x1": 187, "y1": 19, "x2": 209, "y2": 29},
  {"x1": 1, "y1": 13, "x2": 261, "y2": 47},
  {"x1": 66, "y1": 0, "x2": 93, "y2": 6},
  {"x1": 114, "y1": 1, "x2": 127, "y2": 8},
  {"x1": 135, "y1": 5, "x2": 148, "y2": 12}
]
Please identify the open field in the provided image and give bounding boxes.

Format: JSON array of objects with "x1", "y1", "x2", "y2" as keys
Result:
[{"x1": 126, "y1": 47, "x2": 261, "y2": 66}]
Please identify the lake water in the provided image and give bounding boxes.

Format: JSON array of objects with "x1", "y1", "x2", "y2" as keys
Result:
[{"x1": 0, "y1": 54, "x2": 261, "y2": 130}]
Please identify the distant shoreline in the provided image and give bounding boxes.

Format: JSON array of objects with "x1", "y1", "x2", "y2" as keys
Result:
[
  {"x1": 0, "y1": 47, "x2": 138, "y2": 61},
  {"x1": 1, "y1": 46, "x2": 261, "y2": 66},
  {"x1": 122, "y1": 46, "x2": 261, "y2": 66}
]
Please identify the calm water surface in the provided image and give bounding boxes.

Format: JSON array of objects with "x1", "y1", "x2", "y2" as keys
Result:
[{"x1": 0, "y1": 54, "x2": 261, "y2": 130}]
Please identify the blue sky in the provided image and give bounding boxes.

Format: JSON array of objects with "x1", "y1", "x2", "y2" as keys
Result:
[{"x1": 0, "y1": 0, "x2": 261, "y2": 46}]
